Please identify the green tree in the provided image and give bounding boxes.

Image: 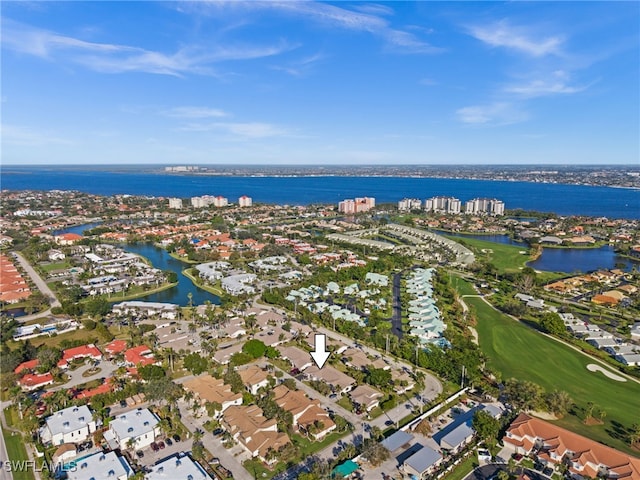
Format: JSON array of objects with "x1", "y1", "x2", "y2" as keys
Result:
[
  {"x1": 183, "y1": 353, "x2": 209, "y2": 375},
  {"x1": 539, "y1": 312, "x2": 565, "y2": 336},
  {"x1": 544, "y1": 390, "x2": 573, "y2": 417},
  {"x1": 365, "y1": 368, "x2": 392, "y2": 387},
  {"x1": 242, "y1": 339, "x2": 267, "y2": 359},
  {"x1": 138, "y1": 364, "x2": 166, "y2": 381},
  {"x1": 472, "y1": 410, "x2": 500, "y2": 444},
  {"x1": 37, "y1": 347, "x2": 62, "y2": 372}
]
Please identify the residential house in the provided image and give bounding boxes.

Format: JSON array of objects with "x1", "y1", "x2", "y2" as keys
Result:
[
  {"x1": 402, "y1": 446, "x2": 443, "y2": 480},
  {"x1": 66, "y1": 451, "x2": 132, "y2": 480},
  {"x1": 19, "y1": 372, "x2": 54, "y2": 391},
  {"x1": 238, "y1": 366, "x2": 271, "y2": 395},
  {"x1": 124, "y1": 345, "x2": 156, "y2": 367},
  {"x1": 103, "y1": 408, "x2": 160, "y2": 451},
  {"x1": 146, "y1": 453, "x2": 213, "y2": 480},
  {"x1": 304, "y1": 365, "x2": 356, "y2": 395},
  {"x1": 439, "y1": 421, "x2": 475, "y2": 453},
  {"x1": 183, "y1": 375, "x2": 242, "y2": 416},
  {"x1": 40, "y1": 405, "x2": 96, "y2": 445},
  {"x1": 349, "y1": 385, "x2": 383, "y2": 412},
  {"x1": 503, "y1": 413, "x2": 640, "y2": 480},
  {"x1": 279, "y1": 346, "x2": 314, "y2": 372},
  {"x1": 57, "y1": 344, "x2": 102, "y2": 369},
  {"x1": 221, "y1": 405, "x2": 291, "y2": 464},
  {"x1": 272, "y1": 385, "x2": 336, "y2": 440}
]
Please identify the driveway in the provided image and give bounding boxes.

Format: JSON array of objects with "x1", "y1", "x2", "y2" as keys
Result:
[
  {"x1": 51, "y1": 361, "x2": 118, "y2": 392},
  {"x1": 176, "y1": 399, "x2": 253, "y2": 480}
]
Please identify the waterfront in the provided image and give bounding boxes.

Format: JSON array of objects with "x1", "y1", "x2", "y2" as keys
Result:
[
  {"x1": 3, "y1": 167, "x2": 640, "y2": 219},
  {"x1": 57, "y1": 224, "x2": 220, "y2": 307}
]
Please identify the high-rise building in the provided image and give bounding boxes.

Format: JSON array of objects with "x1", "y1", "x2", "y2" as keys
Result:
[
  {"x1": 238, "y1": 195, "x2": 253, "y2": 207},
  {"x1": 338, "y1": 197, "x2": 375, "y2": 214},
  {"x1": 213, "y1": 196, "x2": 228, "y2": 208},
  {"x1": 168, "y1": 198, "x2": 183, "y2": 209},
  {"x1": 398, "y1": 198, "x2": 422, "y2": 211},
  {"x1": 191, "y1": 195, "x2": 215, "y2": 208},
  {"x1": 464, "y1": 198, "x2": 505, "y2": 215},
  {"x1": 424, "y1": 196, "x2": 461, "y2": 214}
]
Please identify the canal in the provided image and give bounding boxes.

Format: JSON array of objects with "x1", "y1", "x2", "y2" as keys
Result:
[{"x1": 56, "y1": 223, "x2": 220, "y2": 306}]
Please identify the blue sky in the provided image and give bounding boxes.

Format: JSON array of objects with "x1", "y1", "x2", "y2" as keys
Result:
[{"x1": 1, "y1": 1, "x2": 638, "y2": 165}]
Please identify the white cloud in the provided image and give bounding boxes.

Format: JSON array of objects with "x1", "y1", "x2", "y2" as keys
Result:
[
  {"x1": 0, "y1": 124, "x2": 74, "y2": 146},
  {"x1": 180, "y1": 122, "x2": 289, "y2": 138},
  {"x1": 468, "y1": 20, "x2": 563, "y2": 57},
  {"x1": 456, "y1": 102, "x2": 528, "y2": 126},
  {"x1": 189, "y1": 1, "x2": 441, "y2": 54},
  {"x1": 272, "y1": 52, "x2": 326, "y2": 77},
  {"x1": 504, "y1": 71, "x2": 590, "y2": 98},
  {"x1": 163, "y1": 106, "x2": 227, "y2": 118},
  {"x1": 1, "y1": 18, "x2": 293, "y2": 76}
]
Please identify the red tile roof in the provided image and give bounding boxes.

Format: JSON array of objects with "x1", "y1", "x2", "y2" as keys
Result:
[
  {"x1": 19, "y1": 373, "x2": 53, "y2": 388},
  {"x1": 124, "y1": 345, "x2": 155, "y2": 366},
  {"x1": 15, "y1": 359, "x2": 40, "y2": 375},
  {"x1": 58, "y1": 344, "x2": 102, "y2": 368}
]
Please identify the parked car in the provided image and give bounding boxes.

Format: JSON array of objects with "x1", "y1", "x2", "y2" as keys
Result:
[
  {"x1": 385, "y1": 420, "x2": 394, "y2": 426},
  {"x1": 210, "y1": 458, "x2": 220, "y2": 465},
  {"x1": 157, "y1": 441, "x2": 165, "y2": 449},
  {"x1": 543, "y1": 467, "x2": 554, "y2": 476},
  {"x1": 172, "y1": 434, "x2": 181, "y2": 442},
  {"x1": 212, "y1": 428, "x2": 224, "y2": 436},
  {"x1": 151, "y1": 443, "x2": 159, "y2": 452},
  {"x1": 165, "y1": 438, "x2": 173, "y2": 446},
  {"x1": 136, "y1": 451, "x2": 144, "y2": 458}
]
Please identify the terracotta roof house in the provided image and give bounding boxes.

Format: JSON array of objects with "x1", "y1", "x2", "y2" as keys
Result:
[
  {"x1": 54, "y1": 233, "x2": 83, "y2": 245},
  {"x1": 304, "y1": 365, "x2": 356, "y2": 395},
  {"x1": 15, "y1": 359, "x2": 40, "y2": 375},
  {"x1": 57, "y1": 344, "x2": 102, "y2": 369},
  {"x1": 104, "y1": 339, "x2": 128, "y2": 357},
  {"x1": 238, "y1": 365, "x2": 270, "y2": 395},
  {"x1": 349, "y1": 385, "x2": 383, "y2": 412},
  {"x1": 503, "y1": 413, "x2": 640, "y2": 480},
  {"x1": 279, "y1": 346, "x2": 314, "y2": 372},
  {"x1": 183, "y1": 375, "x2": 242, "y2": 416},
  {"x1": 272, "y1": 385, "x2": 336, "y2": 440},
  {"x1": 19, "y1": 372, "x2": 54, "y2": 391},
  {"x1": 221, "y1": 405, "x2": 291, "y2": 464},
  {"x1": 124, "y1": 345, "x2": 155, "y2": 367}
]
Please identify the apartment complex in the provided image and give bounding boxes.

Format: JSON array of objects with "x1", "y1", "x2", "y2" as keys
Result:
[
  {"x1": 0, "y1": 254, "x2": 31, "y2": 304},
  {"x1": 338, "y1": 197, "x2": 375, "y2": 214},
  {"x1": 424, "y1": 196, "x2": 462, "y2": 214},
  {"x1": 168, "y1": 198, "x2": 183, "y2": 209},
  {"x1": 464, "y1": 197, "x2": 505, "y2": 215},
  {"x1": 238, "y1": 195, "x2": 253, "y2": 207},
  {"x1": 191, "y1": 195, "x2": 216, "y2": 208},
  {"x1": 398, "y1": 198, "x2": 422, "y2": 211}
]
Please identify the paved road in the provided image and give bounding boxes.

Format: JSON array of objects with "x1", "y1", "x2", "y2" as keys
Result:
[
  {"x1": 51, "y1": 361, "x2": 118, "y2": 392},
  {"x1": 0, "y1": 423, "x2": 13, "y2": 480},
  {"x1": 11, "y1": 252, "x2": 61, "y2": 323},
  {"x1": 176, "y1": 400, "x2": 253, "y2": 480},
  {"x1": 390, "y1": 273, "x2": 403, "y2": 338}
]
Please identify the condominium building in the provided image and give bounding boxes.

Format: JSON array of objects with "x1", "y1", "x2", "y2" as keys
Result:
[
  {"x1": 424, "y1": 196, "x2": 461, "y2": 214},
  {"x1": 464, "y1": 198, "x2": 505, "y2": 215},
  {"x1": 398, "y1": 198, "x2": 422, "y2": 211},
  {"x1": 213, "y1": 196, "x2": 228, "y2": 207},
  {"x1": 238, "y1": 195, "x2": 253, "y2": 207},
  {"x1": 338, "y1": 197, "x2": 375, "y2": 214},
  {"x1": 40, "y1": 405, "x2": 96, "y2": 445},
  {"x1": 191, "y1": 195, "x2": 216, "y2": 208},
  {"x1": 168, "y1": 198, "x2": 183, "y2": 209}
]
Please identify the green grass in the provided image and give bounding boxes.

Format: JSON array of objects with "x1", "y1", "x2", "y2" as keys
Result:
[
  {"x1": 337, "y1": 396, "x2": 354, "y2": 412},
  {"x1": 457, "y1": 279, "x2": 640, "y2": 453},
  {"x1": 445, "y1": 236, "x2": 531, "y2": 273},
  {"x1": 40, "y1": 261, "x2": 71, "y2": 272},
  {"x1": 182, "y1": 268, "x2": 226, "y2": 296},
  {"x1": 442, "y1": 455, "x2": 478, "y2": 480},
  {"x1": 2, "y1": 429, "x2": 35, "y2": 480}
]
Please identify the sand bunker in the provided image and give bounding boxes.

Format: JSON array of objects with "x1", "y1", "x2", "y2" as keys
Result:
[{"x1": 586, "y1": 364, "x2": 626, "y2": 382}]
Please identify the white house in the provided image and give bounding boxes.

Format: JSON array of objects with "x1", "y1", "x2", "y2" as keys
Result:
[
  {"x1": 41, "y1": 405, "x2": 96, "y2": 446},
  {"x1": 67, "y1": 451, "x2": 132, "y2": 480},
  {"x1": 104, "y1": 408, "x2": 160, "y2": 451},
  {"x1": 146, "y1": 454, "x2": 212, "y2": 480}
]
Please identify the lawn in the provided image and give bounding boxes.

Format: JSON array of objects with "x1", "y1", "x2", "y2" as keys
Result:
[
  {"x1": 442, "y1": 455, "x2": 478, "y2": 480},
  {"x1": 457, "y1": 279, "x2": 640, "y2": 453},
  {"x1": 445, "y1": 236, "x2": 531, "y2": 273},
  {"x1": 2, "y1": 429, "x2": 35, "y2": 480},
  {"x1": 40, "y1": 261, "x2": 71, "y2": 272}
]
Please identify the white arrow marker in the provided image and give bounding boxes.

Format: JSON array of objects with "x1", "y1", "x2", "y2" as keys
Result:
[{"x1": 310, "y1": 333, "x2": 330, "y2": 369}]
